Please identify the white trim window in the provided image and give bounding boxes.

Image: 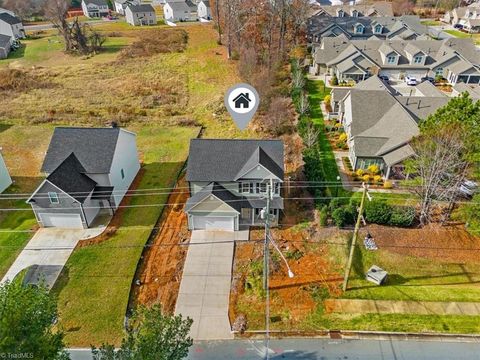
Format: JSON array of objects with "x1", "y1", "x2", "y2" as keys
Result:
[
  {"x1": 48, "y1": 192, "x2": 59, "y2": 204},
  {"x1": 413, "y1": 55, "x2": 423, "y2": 64},
  {"x1": 241, "y1": 182, "x2": 251, "y2": 194},
  {"x1": 387, "y1": 55, "x2": 396, "y2": 64},
  {"x1": 374, "y1": 24, "x2": 382, "y2": 34},
  {"x1": 435, "y1": 67, "x2": 443, "y2": 77},
  {"x1": 257, "y1": 182, "x2": 267, "y2": 194}
]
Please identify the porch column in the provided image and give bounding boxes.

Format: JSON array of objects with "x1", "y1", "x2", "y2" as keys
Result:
[
  {"x1": 385, "y1": 166, "x2": 391, "y2": 180},
  {"x1": 467, "y1": 75, "x2": 471, "y2": 84}
]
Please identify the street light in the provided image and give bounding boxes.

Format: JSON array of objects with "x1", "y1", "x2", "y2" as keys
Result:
[{"x1": 336, "y1": 175, "x2": 341, "y2": 197}]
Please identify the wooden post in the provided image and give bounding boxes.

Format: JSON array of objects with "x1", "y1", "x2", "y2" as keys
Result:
[{"x1": 342, "y1": 183, "x2": 368, "y2": 292}]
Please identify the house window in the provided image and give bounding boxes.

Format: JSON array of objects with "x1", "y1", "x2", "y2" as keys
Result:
[
  {"x1": 241, "y1": 182, "x2": 251, "y2": 193},
  {"x1": 48, "y1": 192, "x2": 59, "y2": 204},
  {"x1": 352, "y1": 10, "x2": 358, "y2": 17},
  {"x1": 387, "y1": 55, "x2": 396, "y2": 64},
  {"x1": 337, "y1": 10, "x2": 344, "y2": 17},
  {"x1": 258, "y1": 183, "x2": 267, "y2": 194},
  {"x1": 374, "y1": 24, "x2": 382, "y2": 33},
  {"x1": 435, "y1": 67, "x2": 443, "y2": 77},
  {"x1": 121, "y1": 169, "x2": 125, "y2": 179},
  {"x1": 355, "y1": 24, "x2": 364, "y2": 34},
  {"x1": 413, "y1": 55, "x2": 423, "y2": 64},
  {"x1": 274, "y1": 182, "x2": 280, "y2": 194}
]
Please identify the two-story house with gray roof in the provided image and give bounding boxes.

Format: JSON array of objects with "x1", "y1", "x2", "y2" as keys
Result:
[
  {"x1": 312, "y1": 37, "x2": 480, "y2": 85},
  {"x1": 0, "y1": 13, "x2": 25, "y2": 42},
  {"x1": 185, "y1": 139, "x2": 284, "y2": 231},
  {"x1": 82, "y1": 0, "x2": 110, "y2": 18},
  {"x1": 164, "y1": 0, "x2": 198, "y2": 22},
  {"x1": 125, "y1": 4, "x2": 157, "y2": 26},
  {"x1": 27, "y1": 126, "x2": 140, "y2": 229}
]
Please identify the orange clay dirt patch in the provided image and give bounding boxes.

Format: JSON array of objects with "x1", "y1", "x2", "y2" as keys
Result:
[
  {"x1": 130, "y1": 176, "x2": 190, "y2": 313},
  {"x1": 229, "y1": 222, "x2": 343, "y2": 330},
  {"x1": 367, "y1": 223, "x2": 480, "y2": 263}
]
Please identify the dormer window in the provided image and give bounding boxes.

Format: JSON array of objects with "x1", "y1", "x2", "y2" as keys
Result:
[
  {"x1": 337, "y1": 9, "x2": 344, "y2": 17},
  {"x1": 351, "y1": 9, "x2": 358, "y2": 17},
  {"x1": 387, "y1": 54, "x2": 396, "y2": 64},
  {"x1": 413, "y1": 55, "x2": 423, "y2": 64},
  {"x1": 354, "y1": 24, "x2": 364, "y2": 34},
  {"x1": 374, "y1": 24, "x2": 382, "y2": 34}
]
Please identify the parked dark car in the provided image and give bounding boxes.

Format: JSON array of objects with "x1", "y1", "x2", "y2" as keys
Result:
[
  {"x1": 421, "y1": 76, "x2": 435, "y2": 84},
  {"x1": 454, "y1": 23, "x2": 464, "y2": 29},
  {"x1": 378, "y1": 75, "x2": 390, "y2": 83}
]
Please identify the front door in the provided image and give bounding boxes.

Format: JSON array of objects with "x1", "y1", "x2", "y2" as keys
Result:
[{"x1": 241, "y1": 208, "x2": 252, "y2": 223}]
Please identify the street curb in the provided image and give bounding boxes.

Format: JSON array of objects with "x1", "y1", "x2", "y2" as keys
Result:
[{"x1": 235, "y1": 330, "x2": 480, "y2": 343}]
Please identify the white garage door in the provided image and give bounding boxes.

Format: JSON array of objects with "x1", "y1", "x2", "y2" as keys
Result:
[
  {"x1": 192, "y1": 216, "x2": 235, "y2": 231},
  {"x1": 39, "y1": 213, "x2": 83, "y2": 229}
]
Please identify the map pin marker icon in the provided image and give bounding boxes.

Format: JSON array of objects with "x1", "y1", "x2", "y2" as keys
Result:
[{"x1": 224, "y1": 83, "x2": 260, "y2": 130}]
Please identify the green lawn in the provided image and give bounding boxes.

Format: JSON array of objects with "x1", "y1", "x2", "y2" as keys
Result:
[
  {"x1": 306, "y1": 79, "x2": 344, "y2": 197},
  {"x1": 0, "y1": 201, "x2": 37, "y2": 279},
  {"x1": 444, "y1": 30, "x2": 480, "y2": 44},
  {"x1": 421, "y1": 20, "x2": 443, "y2": 26},
  {"x1": 52, "y1": 126, "x2": 200, "y2": 347}
]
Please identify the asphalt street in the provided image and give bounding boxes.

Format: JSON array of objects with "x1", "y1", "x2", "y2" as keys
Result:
[{"x1": 69, "y1": 338, "x2": 480, "y2": 359}]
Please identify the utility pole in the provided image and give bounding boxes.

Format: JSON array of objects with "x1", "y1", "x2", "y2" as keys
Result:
[
  {"x1": 342, "y1": 183, "x2": 369, "y2": 292},
  {"x1": 262, "y1": 179, "x2": 273, "y2": 360}
]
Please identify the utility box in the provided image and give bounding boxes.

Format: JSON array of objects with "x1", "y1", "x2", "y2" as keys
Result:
[{"x1": 366, "y1": 265, "x2": 387, "y2": 285}]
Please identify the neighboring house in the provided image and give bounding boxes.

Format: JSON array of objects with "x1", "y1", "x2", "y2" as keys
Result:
[
  {"x1": 185, "y1": 139, "x2": 284, "y2": 231},
  {"x1": 125, "y1": 4, "x2": 157, "y2": 26},
  {"x1": 330, "y1": 76, "x2": 450, "y2": 178},
  {"x1": 0, "y1": 34, "x2": 11, "y2": 59},
  {"x1": 452, "y1": 82, "x2": 480, "y2": 98},
  {"x1": 311, "y1": 37, "x2": 480, "y2": 85},
  {"x1": 312, "y1": 2, "x2": 394, "y2": 18},
  {"x1": 114, "y1": 0, "x2": 140, "y2": 15},
  {"x1": 197, "y1": 0, "x2": 211, "y2": 20},
  {"x1": 164, "y1": 0, "x2": 198, "y2": 22},
  {"x1": 81, "y1": 0, "x2": 110, "y2": 18},
  {"x1": 0, "y1": 148, "x2": 12, "y2": 193},
  {"x1": 308, "y1": 15, "x2": 427, "y2": 43},
  {"x1": 0, "y1": 7, "x2": 15, "y2": 17},
  {"x1": 442, "y1": 2, "x2": 480, "y2": 31},
  {"x1": 27, "y1": 127, "x2": 140, "y2": 229},
  {"x1": 0, "y1": 13, "x2": 25, "y2": 42}
]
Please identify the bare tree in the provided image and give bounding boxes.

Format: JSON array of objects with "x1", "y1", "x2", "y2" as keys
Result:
[
  {"x1": 44, "y1": 0, "x2": 105, "y2": 55},
  {"x1": 407, "y1": 127, "x2": 468, "y2": 226},
  {"x1": 298, "y1": 91, "x2": 310, "y2": 116},
  {"x1": 302, "y1": 121, "x2": 320, "y2": 148},
  {"x1": 3, "y1": 0, "x2": 37, "y2": 19},
  {"x1": 290, "y1": 0, "x2": 311, "y2": 45},
  {"x1": 263, "y1": 96, "x2": 293, "y2": 136},
  {"x1": 292, "y1": 63, "x2": 305, "y2": 89}
]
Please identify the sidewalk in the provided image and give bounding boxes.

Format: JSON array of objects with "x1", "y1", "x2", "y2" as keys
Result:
[{"x1": 326, "y1": 298, "x2": 480, "y2": 316}]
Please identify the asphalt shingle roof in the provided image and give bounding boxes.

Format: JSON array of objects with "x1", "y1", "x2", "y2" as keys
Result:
[
  {"x1": 185, "y1": 182, "x2": 242, "y2": 212},
  {"x1": 127, "y1": 4, "x2": 155, "y2": 13},
  {"x1": 186, "y1": 139, "x2": 284, "y2": 182},
  {"x1": 0, "y1": 13, "x2": 21, "y2": 25},
  {"x1": 84, "y1": 0, "x2": 108, "y2": 6},
  {"x1": 46, "y1": 153, "x2": 97, "y2": 203},
  {"x1": 41, "y1": 127, "x2": 121, "y2": 174}
]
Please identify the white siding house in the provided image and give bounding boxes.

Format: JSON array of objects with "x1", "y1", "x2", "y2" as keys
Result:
[
  {"x1": 0, "y1": 149, "x2": 12, "y2": 193},
  {"x1": 81, "y1": 0, "x2": 110, "y2": 18},
  {"x1": 0, "y1": 13, "x2": 25, "y2": 42},
  {"x1": 164, "y1": 1, "x2": 197, "y2": 22},
  {"x1": 114, "y1": 0, "x2": 141, "y2": 15},
  {"x1": 125, "y1": 4, "x2": 157, "y2": 26},
  {"x1": 197, "y1": 0, "x2": 211, "y2": 20}
]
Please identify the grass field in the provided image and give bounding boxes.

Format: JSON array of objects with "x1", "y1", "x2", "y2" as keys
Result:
[
  {"x1": 444, "y1": 29, "x2": 480, "y2": 44},
  {"x1": 421, "y1": 20, "x2": 443, "y2": 26},
  {"x1": 0, "y1": 23, "x2": 246, "y2": 346}
]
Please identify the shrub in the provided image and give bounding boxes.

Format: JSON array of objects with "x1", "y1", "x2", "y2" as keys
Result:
[
  {"x1": 319, "y1": 205, "x2": 328, "y2": 227},
  {"x1": 356, "y1": 169, "x2": 364, "y2": 177},
  {"x1": 331, "y1": 207, "x2": 348, "y2": 227},
  {"x1": 330, "y1": 75, "x2": 339, "y2": 86},
  {"x1": 389, "y1": 206, "x2": 415, "y2": 227},
  {"x1": 329, "y1": 197, "x2": 347, "y2": 212},
  {"x1": 365, "y1": 199, "x2": 392, "y2": 225},
  {"x1": 383, "y1": 181, "x2": 393, "y2": 189},
  {"x1": 338, "y1": 133, "x2": 347, "y2": 142},
  {"x1": 373, "y1": 175, "x2": 382, "y2": 183},
  {"x1": 367, "y1": 164, "x2": 380, "y2": 175},
  {"x1": 362, "y1": 174, "x2": 371, "y2": 183},
  {"x1": 334, "y1": 122, "x2": 342, "y2": 129},
  {"x1": 324, "y1": 94, "x2": 331, "y2": 106},
  {"x1": 245, "y1": 260, "x2": 265, "y2": 298},
  {"x1": 336, "y1": 141, "x2": 346, "y2": 149}
]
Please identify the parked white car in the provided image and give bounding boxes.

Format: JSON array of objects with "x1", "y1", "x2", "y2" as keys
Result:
[{"x1": 405, "y1": 76, "x2": 417, "y2": 86}]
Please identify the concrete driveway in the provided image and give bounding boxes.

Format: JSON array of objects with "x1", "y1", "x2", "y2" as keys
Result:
[
  {"x1": 1, "y1": 226, "x2": 105, "y2": 288},
  {"x1": 175, "y1": 230, "x2": 249, "y2": 340}
]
